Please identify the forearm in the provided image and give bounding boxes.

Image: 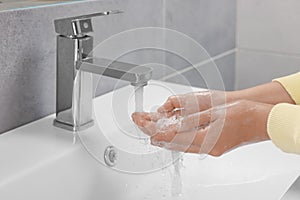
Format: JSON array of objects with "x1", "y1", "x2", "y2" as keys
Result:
[{"x1": 227, "y1": 82, "x2": 295, "y2": 105}]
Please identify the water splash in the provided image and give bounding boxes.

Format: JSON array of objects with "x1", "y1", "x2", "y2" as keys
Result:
[
  {"x1": 171, "y1": 151, "x2": 183, "y2": 198},
  {"x1": 155, "y1": 117, "x2": 184, "y2": 198}
]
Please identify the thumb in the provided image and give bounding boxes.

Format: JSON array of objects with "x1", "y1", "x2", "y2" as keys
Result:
[{"x1": 157, "y1": 95, "x2": 182, "y2": 113}]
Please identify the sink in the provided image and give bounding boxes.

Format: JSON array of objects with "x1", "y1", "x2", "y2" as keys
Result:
[{"x1": 0, "y1": 80, "x2": 300, "y2": 200}]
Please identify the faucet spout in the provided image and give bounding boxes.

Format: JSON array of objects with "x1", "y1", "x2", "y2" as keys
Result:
[
  {"x1": 53, "y1": 11, "x2": 153, "y2": 132},
  {"x1": 80, "y1": 57, "x2": 152, "y2": 86}
]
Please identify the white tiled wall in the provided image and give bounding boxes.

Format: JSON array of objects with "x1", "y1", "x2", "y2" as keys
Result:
[
  {"x1": 164, "y1": 0, "x2": 237, "y2": 91},
  {"x1": 236, "y1": 50, "x2": 300, "y2": 89},
  {"x1": 166, "y1": 0, "x2": 236, "y2": 57},
  {"x1": 236, "y1": 0, "x2": 300, "y2": 89}
]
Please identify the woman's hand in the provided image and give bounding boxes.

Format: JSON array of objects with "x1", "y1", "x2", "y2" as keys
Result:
[
  {"x1": 132, "y1": 100, "x2": 273, "y2": 156},
  {"x1": 157, "y1": 81, "x2": 295, "y2": 118},
  {"x1": 157, "y1": 91, "x2": 233, "y2": 117}
]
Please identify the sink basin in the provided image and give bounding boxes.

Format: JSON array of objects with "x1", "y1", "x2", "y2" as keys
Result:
[{"x1": 0, "y1": 80, "x2": 300, "y2": 200}]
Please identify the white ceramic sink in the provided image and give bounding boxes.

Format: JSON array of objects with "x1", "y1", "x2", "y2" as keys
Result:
[{"x1": 0, "y1": 81, "x2": 300, "y2": 200}]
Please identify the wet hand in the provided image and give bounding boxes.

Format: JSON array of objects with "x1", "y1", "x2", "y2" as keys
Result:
[
  {"x1": 133, "y1": 100, "x2": 273, "y2": 156},
  {"x1": 157, "y1": 91, "x2": 229, "y2": 117}
]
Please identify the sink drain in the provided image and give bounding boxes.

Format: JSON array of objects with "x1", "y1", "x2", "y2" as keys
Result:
[{"x1": 104, "y1": 146, "x2": 117, "y2": 167}]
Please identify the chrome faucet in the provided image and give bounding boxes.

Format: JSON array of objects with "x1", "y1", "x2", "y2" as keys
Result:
[{"x1": 53, "y1": 11, "x2": 152, "y2": 131}]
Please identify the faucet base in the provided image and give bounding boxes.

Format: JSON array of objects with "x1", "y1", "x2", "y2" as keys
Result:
[{"x1": 53, "y1": 119, "x2": 94, "y2": 132}]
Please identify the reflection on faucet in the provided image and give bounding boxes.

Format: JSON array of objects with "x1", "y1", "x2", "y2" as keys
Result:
[
  {"x1": 53, "y1": 11, "x2": 152, "y2": 131},
  {"x1": 80, "y1": 57, "x2": 152, "y2": 86}
]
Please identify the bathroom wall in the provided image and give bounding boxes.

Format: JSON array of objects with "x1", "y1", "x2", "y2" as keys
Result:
[
  {"x1": 163, "y1": 0, "x2": 237, "y2": 91},
  {"x1": 0, "y1": 0, "x2": 237, "y2": 134},
  {"x1": 0, "y1": 0, "x2": 163, "y2": 134},
  {"x1": 236, "y1": 0, "x2": 300, "y2": 89}
]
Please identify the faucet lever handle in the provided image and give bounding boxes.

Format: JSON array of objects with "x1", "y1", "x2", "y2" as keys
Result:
[{"x1": 54, "y1": 10, "x2": 123, "y2": 36}]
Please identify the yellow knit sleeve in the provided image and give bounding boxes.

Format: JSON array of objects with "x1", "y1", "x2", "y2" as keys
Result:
[
  {"x1": 274, "y1": 72, "x2": 300, "y2": 105},
  {"x1": 267, "y1": 103, "x2": 300, "y2": 154}
]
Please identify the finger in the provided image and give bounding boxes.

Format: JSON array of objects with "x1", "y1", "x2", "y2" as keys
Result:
[
  {"x1": 179, "y1": 109, "x2": 214, "y2": 132},
  {"x1": 163, "y1": 109, "x2": 186, "y2": 118},
  {"x1": 157, "y1": 95, "x2": 182, "y2": 113},
  {"x1": 151, "y1": 140, "x2": 201, "y2": 154},
  {"x1": 132, "y1": 112, "x2": 149, "y2": 127},
  {"x1": 138, "y1": 120, "x2": 157, "y2": 136},
  {"x1": 151, "y1": 128, "x2": 207, "y2": 147},
  {"x1": 151, "y1": 122, "x2": 226, "y2": 157},
  {"x1": 150, "y1": 130, "x2": 208, "y2": 154},
  {"x1": 151, "y1": 140, "x2": 222, "y2": 156},
  {"x1": 141, "y1": 120, "x2": 180, "y2": 137},
  {"x1": 151, "y1": 128, "x2": 221, "y2": 155},
  {"x1": 147, "y1": 112, "x2": 166, "y2": 122},
  {"x1": 132, "y1": 112, "x2": 149, "y2": 121},
  {"x1": 132, "y1": 112, "x2": 166, "y2": 124}
]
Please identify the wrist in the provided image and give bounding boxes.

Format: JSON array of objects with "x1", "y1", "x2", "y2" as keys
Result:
[{"x1": 254, "y1": 103, "x2": 274, "y2": 140}]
